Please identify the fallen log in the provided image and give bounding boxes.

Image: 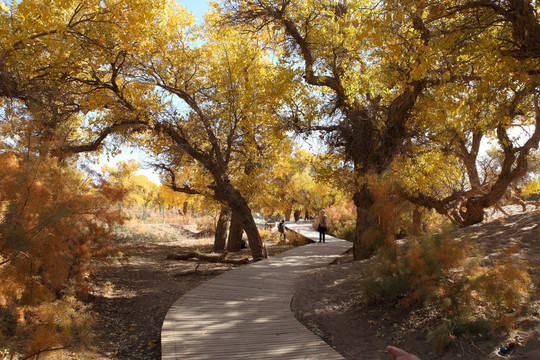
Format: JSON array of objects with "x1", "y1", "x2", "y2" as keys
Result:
[{"x1": 166, "y1": 250, "x2": 250, "y2": 264}]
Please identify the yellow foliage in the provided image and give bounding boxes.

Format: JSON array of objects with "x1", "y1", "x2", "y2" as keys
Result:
[
  {"x1": 0, "y1": 152, "x2": 122, "y2": 356},
  {"x1": 521, "y1": 178, "x2": 540, "y2": 198}
]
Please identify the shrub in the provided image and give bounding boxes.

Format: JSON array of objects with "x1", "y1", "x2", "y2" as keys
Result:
[
  {"x1": 365, "y1": 233, "x2": 532, "y2": 352},
  {"x1": 193, "y1": 214, "x2": 216, "y2": 236},
  {"x1": 259, "y1": 228, "x2": 279, "y2": 243},
  {"x1": 0, "y1": 153, "x2": 123, "y2": 357},
  {"x1": 326, "y1": 202, "x2": 356, "y2": 241},
  {"x1": 287, "y1": 232, "x2": 309, "y2": 246}
]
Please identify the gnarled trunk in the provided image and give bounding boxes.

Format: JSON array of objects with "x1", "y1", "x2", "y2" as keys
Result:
[
  {"x1": 352, "y1": 184, "x2": 375, "y2": 260},
  {"x1": 214, "y1": 207, "x2": 231, "y2": 252},
  {"x1": 227, "y1": 211, "x2": 244, "y2": 252},
  {"x1": 460, "y1": 197, "x2": 485, "y2": 225},
  {"x1": 215, "y1": 180, "x2": 265, "y2": 260}
]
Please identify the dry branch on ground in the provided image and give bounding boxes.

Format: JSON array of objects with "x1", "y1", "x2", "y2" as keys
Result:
[{"x1": 166, "y1": 250, "x2": 250, "y2": 264}]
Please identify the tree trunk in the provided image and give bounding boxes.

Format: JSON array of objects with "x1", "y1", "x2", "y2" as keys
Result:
[
  {"x1": 161, "y1": 204, "x2": 165, "y2": 223},
  {"x1": 233, "y1": 205, "x2": 264, "y2": 260},
  {"x1": 460, "y1": 197, "x2": 485, "y2": 225},
  {"x1": 214, "y1": 207, "x2": 231, "y2": 252},
  {"x1": 182, "y1": 201, "x2": 189, "y2": 217},
  {"x1": 412, "y1": 206, "x2": 423, "y2": 236},
  {"x1": 285, "y1": 208, "x2": 292, "y2": 222},
  {"x1": 215, "y1": 181, "x2": 265, "y2": 260},
  {"x1": 459, "y1": 131, "x2": 483, "y2": 189},
  {"x1": 227, "y1": 211, "x2": 244, "y2": 252},
  {"x1": 167, "y1": 250, "x2": 249, "y2": 264},
  {"x1": 352, "y1": 184, "x2": 375, "y2": 260}
]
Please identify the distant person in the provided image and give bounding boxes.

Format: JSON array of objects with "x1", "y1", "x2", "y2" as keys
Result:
[
  {"x1": 294, "y1": 209, "x2": 300, "y2": 222},
  {"x1": 304, "y1": 210, "x2": 309, "y2": 220},
  {"x1": 387, "y1": 346, "x2": 421, "y2": 360},
  {"x1": 317, "y1": 210, "x2": 328, "y2": 243},
  {"x1": 278, "y1": 220, "x2": 286, "y2": 241}
]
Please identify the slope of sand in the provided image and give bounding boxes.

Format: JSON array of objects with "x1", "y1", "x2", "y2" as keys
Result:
[{"x1": 292, "y1": 206, "x2": 540, "y2": 359}]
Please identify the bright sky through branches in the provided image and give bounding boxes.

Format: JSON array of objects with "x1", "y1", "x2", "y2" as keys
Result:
[
  {"x1": 96, "y1": 1, "x2": 210, "y2": 184},
  {"x1": 177, "y1": 0, "x2": 209, "y2": 21}
]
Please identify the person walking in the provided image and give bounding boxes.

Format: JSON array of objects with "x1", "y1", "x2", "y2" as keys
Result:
[
  {"x1": 317, "y1": 210, "x2": 328, "y2": 243},
  {"x1": 278, "y1": 220, "x2": 286, "y2": 241}
]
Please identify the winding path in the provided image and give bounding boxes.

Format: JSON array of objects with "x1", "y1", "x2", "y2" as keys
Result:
[{"x1": 161, "y1": 221, "x2": 351, "y2": 359}]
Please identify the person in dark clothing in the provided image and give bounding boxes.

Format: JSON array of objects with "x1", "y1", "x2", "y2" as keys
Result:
[
  {"x1": 278, "y1": 220, "x2": 286, "y2": 241},
  {"x1": 317, "y1": 210, "x2": 327, "y2": 243}
]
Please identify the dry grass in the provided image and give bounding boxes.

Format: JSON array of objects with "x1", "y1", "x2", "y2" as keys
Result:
[{"x1": 49, "y1": 221, "x2": 298, "y2": 360}]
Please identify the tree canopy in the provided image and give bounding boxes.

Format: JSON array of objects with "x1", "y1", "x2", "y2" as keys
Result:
[
  {"x1": 1, "y1": 0, "x2": 540, "y2": 356},
  {"x1": 0, "y1": 0, "x2": 538, "y2": 254},
  {"x1": 222, "y1": 0, "x2": 540, "y2": 257}
]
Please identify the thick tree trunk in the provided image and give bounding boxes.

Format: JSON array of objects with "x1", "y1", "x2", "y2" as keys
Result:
[
  {"x1": 460, "y1": 197, "x2": 486, "y2": 225},
  {"x1": 227, "y1": 211, "x2": 244, "y2": 252},
  {"x1": 215, "y1": 181, "x2": 265, "y2": 260},
  {"x1": 233, "y1": 204, "x2": 264, "y2": 259},
  {"x1": 412, "y1": 206, "x2": 423, "y2": 236},
  {"x1": 285, "y1": 208, "x2": 292, "y2": 222},
  {"x1": 352, "y1": 184, "x2": 375, "y2": 260},
  {"x1": 214, "y1": 207, "x2": 230, "y2": 252}
]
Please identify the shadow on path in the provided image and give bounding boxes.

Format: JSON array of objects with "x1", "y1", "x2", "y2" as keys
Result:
[{"x1": 161, "y1": 221, "x2": 351, "y2": 359}]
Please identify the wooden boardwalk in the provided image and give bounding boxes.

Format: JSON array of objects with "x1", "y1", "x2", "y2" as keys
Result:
[{"x1": 161, "y1": 221, "x2": 351, "y2": 359}]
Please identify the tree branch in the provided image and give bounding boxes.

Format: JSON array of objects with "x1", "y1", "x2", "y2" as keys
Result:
[
  {"x1": 152, "y1": 163, "x2": 202, "y2": 195},
  {"x1": 52, "y1": 121, "x2": 146, "y2": 156}
]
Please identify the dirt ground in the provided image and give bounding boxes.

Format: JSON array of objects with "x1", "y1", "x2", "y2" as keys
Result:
[
  {"x1": 292, "y1": 206, "x2": 540, "y2": 360},
  {"x1": 70, "y1": 223, "x2": 294, "y2": 360},
  {"x1": 68, "y1": 208, "x2": 540, "y2": 360}
]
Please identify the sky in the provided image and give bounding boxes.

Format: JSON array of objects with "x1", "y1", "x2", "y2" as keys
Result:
[
  {"x1": 101, "y1": 1, "x2": 211, "y2": 184},
  {"x1": 177, "y1": 0, "x2": 210, "y2": 21},
  {"x1": 95, "y1": 1, "x2": 325, "y2": 184}
]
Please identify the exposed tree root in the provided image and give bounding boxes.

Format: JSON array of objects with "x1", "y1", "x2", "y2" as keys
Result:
[{"x1": 166, "y1": 250, "x2": 250, "y2": 264}]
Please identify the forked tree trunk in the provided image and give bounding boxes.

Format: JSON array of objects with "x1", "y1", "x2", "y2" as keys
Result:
[
  {"x1": 227, "y1": 212, "x2": 243, "y2": 252},
  {"x1": 232, "y1": 204, "x2": 263, "y2": 258},
  {"x1": 214, "y1": 207, "x2": 231, "y2": 252},
  {"x1": 215, "y1": 181, "x2": 265, "y2": 260}
]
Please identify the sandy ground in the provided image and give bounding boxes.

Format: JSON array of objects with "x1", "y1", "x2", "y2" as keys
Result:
[
  {"x1": 292, "y1": 206, "x2": 540, "y2": 359},
  {"x1": 61, "y1": 207, "x2": 540, "y2": 360},
  {"x1": 66, "y1": 223, "x2": 295, "y2": 360}
]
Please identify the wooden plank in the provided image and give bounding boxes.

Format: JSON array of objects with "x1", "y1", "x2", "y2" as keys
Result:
[{"x1": 161, "y1": 222, "x2": 349, "y2": 359}]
